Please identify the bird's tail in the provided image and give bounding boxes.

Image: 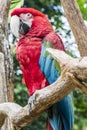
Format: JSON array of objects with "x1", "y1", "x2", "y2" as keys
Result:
[
  {"x1": 46, "y1": 120, "x2": 63, "y2": 130},
  {"x1": 46, "y1": 120, "x2": 53, "y2": 130},
  {"x1": 47, "y1": 95, "x2": 74, "y2": 130}
]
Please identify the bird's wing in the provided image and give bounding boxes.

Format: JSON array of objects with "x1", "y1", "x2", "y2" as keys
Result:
[
  {"x1": 39, "y1": 35, "x2": 61, "y2": 84},
  {"x1": 39, "y1": 35, "x2": 74, "y2": 130}
]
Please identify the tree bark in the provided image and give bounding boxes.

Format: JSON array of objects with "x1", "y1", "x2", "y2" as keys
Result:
[
  {"x1": 60, "y1": 0, "x2": 87, "y2": 56},
  {"x1": 0, "y1": 52, "x2": 14, "y2": 130},
  {"x1": 0, "y1": 53, "x2": 7, "y2": 102},
  {"x1": 0, "y1": 0, "x2": 14, "y2": 102},
  {"x1": 0, "y1": 0, "x2": 14, "y2": 129},
  {"x1": 0, "y1": 49, "x2": 87, "y2": 129}
]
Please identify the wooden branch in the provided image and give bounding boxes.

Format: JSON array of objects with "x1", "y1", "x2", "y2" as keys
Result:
[
  {"x1": 47, "y1": 49, "x2": 87, "y2": 93},
  {"x1": 0, "y1": 49, "x2": 87, "y2": 129},
  {"x1": 47, "y1": 49, "x2": 87, "y2": 82},
  {"x1": 11, "y1": 74, "x2": 75, "y2": 128},
  {"x1": 0, "y1": 73, "x2": 76, "y2": 129},
  {"x1": 60, "y1": 0, "x2": 87, "y2": 56},
  {"x1": 0, "y1": 103, "x2": 22, "y2": 127}
]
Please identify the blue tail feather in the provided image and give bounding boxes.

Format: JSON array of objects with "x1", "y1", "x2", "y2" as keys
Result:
[
  {"x1": 48, "y1": 96, "x2": 74, "y2": 130},
  {"x1": 39, "y1": 43, "x2": 74, "y2": 130}
]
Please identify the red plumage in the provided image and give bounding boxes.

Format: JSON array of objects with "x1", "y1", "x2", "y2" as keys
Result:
[
  {"x1": 16, "y1": 33, "x2": 64, "y2": 96},
  {"x1": 11, "y1": 8, "x2": 66, "y2": 130},
  {"x1": 11, "y1": 8, "x2": 65, "y2": 96},
  {"x1": 16, "y1": 36, "x2": 49, "y2": 95},
  {"x1": 11, "y1": 8, "x2": 45, "y2": 17}
]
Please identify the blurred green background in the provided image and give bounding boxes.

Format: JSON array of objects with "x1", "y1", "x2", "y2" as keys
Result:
[{"x1": 9, "y1": 0, "x2": 87, "y2": 130}]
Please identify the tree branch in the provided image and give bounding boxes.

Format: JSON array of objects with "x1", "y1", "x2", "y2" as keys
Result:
[
  {"x1": 47, "y1": 49, "x2": 87, "y2": 82},
  {"x1": 60, "y1": 0, "x2": 87, "y2": 56},
  {"x1": 0, "y1": 103, "x2": 22, "y2": 129},
  {"x1": 0, "y1": 49, "x2": 87, "y2": 129}
]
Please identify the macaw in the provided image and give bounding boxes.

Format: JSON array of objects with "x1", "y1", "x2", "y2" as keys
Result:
[{"x1": 10, "y1": 8, "x2": 74, "y2": 130}]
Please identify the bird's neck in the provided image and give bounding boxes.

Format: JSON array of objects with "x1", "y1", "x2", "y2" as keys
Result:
[{"x1": 24, "y1": 17, "x2": 54, "y2": 38}]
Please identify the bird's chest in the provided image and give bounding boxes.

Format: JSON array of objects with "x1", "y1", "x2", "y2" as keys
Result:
[{"x1": 16, "y1": 37, "x2": 42, "y2": 66}]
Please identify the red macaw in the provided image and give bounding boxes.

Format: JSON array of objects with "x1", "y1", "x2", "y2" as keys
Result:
[{"x1": 10, "y1": 8, "x2": 74, "y2": 130}]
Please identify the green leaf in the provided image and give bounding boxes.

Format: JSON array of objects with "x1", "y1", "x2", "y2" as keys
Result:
[
  {"x1": 10, "y1": 0, "x2": 24, "y2": 10},
  {"x1": 8, "y1": 0, "x2": 24, "y2": 22},
  {"x1": 54, "y1": 60, "x2": 61, "y2": 74},
  {"x1": 43, "y1": 41, "x2": 53, "y2": 57},
  {"x1": 77, "y1": 0, "x2": 87, "y2": 20}
]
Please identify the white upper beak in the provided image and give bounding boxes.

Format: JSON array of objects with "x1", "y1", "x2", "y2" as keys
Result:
[{"x1": 10, "y1": 15, "x2": 20, "y2": 37}]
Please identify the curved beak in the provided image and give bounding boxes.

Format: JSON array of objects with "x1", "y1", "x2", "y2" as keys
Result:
[
  {"x1": 10, "y1": 15, "x2": 30, "y2": 37},
  {"x1": 10, "y1": 15, "x2": 20, "y2": 37},
  {"x1": 19, "y1": 19, "x2": 30, "y2": 35}
]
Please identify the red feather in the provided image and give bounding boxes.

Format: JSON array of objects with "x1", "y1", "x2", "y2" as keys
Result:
[
  {"x1": 46, "y1": 121, "x2": 53, "y2": 130},
  {"x1": 16, "y1": 36, "x2": 49, "y2": 95},
  {"x1": 11, "y1": 8, "x2": 45, "y2": 17},
  {"x1": 11, "y1": 8, "x2": 72, "y2": 130},
  {"x1": 12, "y1": 8, "x2": 65, "y2": 96}
]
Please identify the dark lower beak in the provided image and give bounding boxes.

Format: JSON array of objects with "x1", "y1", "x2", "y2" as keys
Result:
[{"x1": 19, "y1": 20, "x2": 30, "y2": 35}]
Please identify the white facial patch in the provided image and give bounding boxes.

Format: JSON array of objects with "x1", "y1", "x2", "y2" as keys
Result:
[
  {"x1": 20, "y1": 13, "x2": 33, "y2": 28},
  {"x1": 23, "y1": 18, "x2": 33, "y2": 28},
  {"x1": 10, "y1": 15, "x2": 20, "y2": 37}
]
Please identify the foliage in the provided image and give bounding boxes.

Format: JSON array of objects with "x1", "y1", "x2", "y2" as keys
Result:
[
  {"x1": 24, "y1": 0, "x2": 63, "y2": 28},
  {"x1": 73, "y1": 91, "x2": 87, "y2": 130},
  {"x1": 10, "y1": 0, "x2": 24, "y2": 12},
  {"x1": 9, "y1": 0, "x2": 87, "y2": 130},
  {"x1": 77, "y1": 0, "x2": 87, "y2": 20},
  {"x1": 8, "y1": 0, "x2": 24, "y2": 21}
]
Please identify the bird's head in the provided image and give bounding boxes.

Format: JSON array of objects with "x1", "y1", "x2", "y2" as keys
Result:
[{"x1": 10, "y1": 8, "x2": 53, "y2": 38}]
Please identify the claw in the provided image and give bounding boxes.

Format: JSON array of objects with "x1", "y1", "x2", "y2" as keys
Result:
[
  {"x1": 28, "y1": 96, "x2": 33, "y2": 113},
  {"x1": 28, "y1": 91, "x2": 39, "y2": 113}
]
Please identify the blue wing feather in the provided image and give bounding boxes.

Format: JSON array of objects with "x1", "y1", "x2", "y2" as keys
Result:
[
  {"x1": 39, "y1": 42, "x2": 74, "y2": 130},
  {"x1": 49, "y1": 60, "x2": 59, "y2": 84},
  {"x1": 44, "y1": 55, "x2": 52, "y2": 78},
  {"x1": 39, "y1": 44, "x2": 59, "y2": 83},
  {"x1": 39, "y1": 44, "x2": 46, "y2": 71}
]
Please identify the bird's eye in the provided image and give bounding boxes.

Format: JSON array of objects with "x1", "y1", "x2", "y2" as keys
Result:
[{"x1": 27, "y1": 13, "x2": 31, "y2": 16}]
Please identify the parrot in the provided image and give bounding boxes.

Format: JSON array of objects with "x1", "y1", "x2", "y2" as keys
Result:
[{"x1": 10, "y1": 8, "x2": 74, "y2": 130}]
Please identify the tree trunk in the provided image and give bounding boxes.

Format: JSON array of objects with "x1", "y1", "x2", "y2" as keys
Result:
[
  {"x1": 60, "y1": 0, "x2": 87, "y2": 56},
  {"x1": 0, "y1": 53, "x2": 14, "y2": 130},
  {"x1": 0, "y1": 53, "x2": 7, "y2": 102},
  {"x1": 0, "y1": 0, "x2": 14, "y2": 102},
  {"x1": 0, "y1": 0, "x2": 14, "y2": 129}
]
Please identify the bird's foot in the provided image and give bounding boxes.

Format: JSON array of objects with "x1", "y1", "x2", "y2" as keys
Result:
[{"x1": 28, "y1": 90, "x2": 39, "y2": 113}]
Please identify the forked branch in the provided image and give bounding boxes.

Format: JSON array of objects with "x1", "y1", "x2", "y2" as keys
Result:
[{"x1": 0, "y1": 49, "x2": 87, "y2": 129}]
